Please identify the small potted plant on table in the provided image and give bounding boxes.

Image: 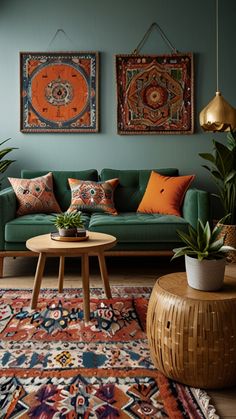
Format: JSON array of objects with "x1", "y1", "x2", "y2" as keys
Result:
[
  {"x1": 53, "y1": 211, "x2": 84, "y2": 237},
  {"x1": 172, "y1": 217, "x2": 235, "y2": 291}
]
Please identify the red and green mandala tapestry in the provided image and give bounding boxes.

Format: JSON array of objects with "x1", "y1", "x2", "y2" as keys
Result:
[{"x1": 116, "y1": 53, "x2": 194, "y2": 135}]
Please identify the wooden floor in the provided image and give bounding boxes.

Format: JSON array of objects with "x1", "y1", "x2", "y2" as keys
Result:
[{"x1": 1, "y1": 255, "x2": 236, "y2": 418}]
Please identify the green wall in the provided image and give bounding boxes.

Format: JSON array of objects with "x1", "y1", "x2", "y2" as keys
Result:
[{"x1": 0, "y1": 0, "x2": 235, "y2": 197}]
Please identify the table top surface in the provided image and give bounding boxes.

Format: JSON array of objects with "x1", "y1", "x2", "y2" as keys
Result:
[
  {"x1": 157, "y1": 272, "x2": 236, "y2": 301},
  {"x1": 26, "y1": 232, "x2": 117, "y2": 254}
]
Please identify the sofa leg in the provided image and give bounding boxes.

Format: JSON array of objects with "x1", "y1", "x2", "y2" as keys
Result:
[{"x1": 0, "y1": 257, "x2": 3, "y2": 278}]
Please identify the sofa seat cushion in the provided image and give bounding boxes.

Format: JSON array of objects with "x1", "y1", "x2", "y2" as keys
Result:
[
  {"x1": 89, "y1": 212, "x2": 188, "y2": 243},
  {"x1": 5, "y1": 213, "x2": 91, "y2": 243}
]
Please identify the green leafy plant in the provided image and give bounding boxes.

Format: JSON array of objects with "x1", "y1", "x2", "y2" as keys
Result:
[
  {"x1": 53, "y1": 211, "x2": 84, "y2": 230},
  {"x1": 172, "y1": 216, "x2": 235, "y2": 261},
  {"x1": 199, "y1": 129, "x2": 236, "y2": 225},
  {"x1": 0, "y1": 138, "x2": 18, "y2": 182}
]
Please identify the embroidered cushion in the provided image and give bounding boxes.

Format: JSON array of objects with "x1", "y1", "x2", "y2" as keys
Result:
[
  {"x1": 8, "y1": 172, "x2": 61, "y2": 216},
  {"x1": 137, "y1": 171, "x2": 195, "y2": 216},
  {"x1": 67, "y1": 178, "x2": 119, "y2": 215}
]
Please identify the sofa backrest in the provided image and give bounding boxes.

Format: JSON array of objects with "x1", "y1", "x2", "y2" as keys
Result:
[
  {"x1": 101, "y1": 168, "x2": 179, "y2": 212},
  {"x1": 21, "y1": 169, "x2": 99, "y2": 211}
]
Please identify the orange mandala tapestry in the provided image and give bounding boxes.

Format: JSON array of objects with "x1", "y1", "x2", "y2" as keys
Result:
[{"x1": 20, "y1": 52, "x2": 99, "y2": 133}]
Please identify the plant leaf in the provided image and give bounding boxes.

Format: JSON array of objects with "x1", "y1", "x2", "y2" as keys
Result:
[
  {"x1": 220, "y1": 245, "x2": 236, "y2": 252},
  {"x1": 208, "y1": 237, "x2": 225, "y2": 252},
  {"x1": 176, "y1": 229, "x2": 197, "y2": 249},
  {"x1": 199, "y1": 153, "x2": 216, "y2": 163},
  {"x1": 0, "y1": 160, "x2": 16, "y2": 174},
  {"x1": 203, "y1": 221, "x2": 211, "y2": 250}
]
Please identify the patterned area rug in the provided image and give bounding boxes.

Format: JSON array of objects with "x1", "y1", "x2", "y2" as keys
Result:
[{"x1": 0, "y1": 286, "x2": 219, "y2": 418}]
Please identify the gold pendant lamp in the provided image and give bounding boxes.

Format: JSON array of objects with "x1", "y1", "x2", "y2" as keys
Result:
[{"x1": 199, "y1": 0, "x2": 236, "y2": 132}]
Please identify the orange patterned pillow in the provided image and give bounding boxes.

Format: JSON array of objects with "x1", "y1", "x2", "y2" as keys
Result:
[
  {"x1": 67, "y1": 178, "x2": 119, "y2": 215},
  {"x1": 8, "y1": 172, "x2": 61, "y2": 216},
  {"x1": 137, "y1": 171, "x2": 195, "y2": 216}
]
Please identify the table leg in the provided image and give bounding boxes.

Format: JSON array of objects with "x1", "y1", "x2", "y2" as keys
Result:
[
  {"x1": 81, "y1": 253, "x2": 90, "y2": 322},
  {"x1": 58, "y1": 256, "x2": 65, "y2": 293},
  {"x1": 98, "y1": 252, "x2": 112, "y2": 299},
  {"x1": 0, "y1": 257, "x2": 3, "y2": 278},
  {"x1": 31, "y1": 252, "x2": 46, "y2": 309}
]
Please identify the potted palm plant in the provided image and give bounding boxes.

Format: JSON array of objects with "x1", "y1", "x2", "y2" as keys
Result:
[
  {"x1": 0, "y1": 138, "x2": 17, "y2": 187},
  {"x1": 172, "y1": 217, "x2": 235, "y2": 291},
  {"x1": 53, "y1": 211, "x2": 84, "y2": 237},
  {"x1": 199, "y1": 129, "x2": 236, "y2": 262}
]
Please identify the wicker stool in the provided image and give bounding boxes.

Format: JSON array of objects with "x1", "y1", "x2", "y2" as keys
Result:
[{"x1": 147, "y1": 272, "x2": 236, "y2": 389}]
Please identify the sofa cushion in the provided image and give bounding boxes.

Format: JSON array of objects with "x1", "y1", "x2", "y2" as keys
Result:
[
  {"x1": 67, "y1": 178, "x2": 119, "y2": 215},
  {"x1": 20, "y1": 170, "x2": 99, "y2": 212},
  {"x1": 5, "y1": 213, "x2": 91, "y2": 243},
  {"x1": 8, "y1": 172, "x2": 61, "y2": 216},
  {"x1": 89, "y1": 212, "x2": 188, "y2": 244},
  {"x1": 137, "y1": 171, "x2": 195, "y2": 216},
  {"x1": 100, "y1": 168, "x2": 179, "y2": 212}
]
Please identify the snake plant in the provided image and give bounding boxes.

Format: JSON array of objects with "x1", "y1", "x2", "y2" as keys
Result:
[{"x1": 172, "y1": 216, "x2": 235, "y2": 261}]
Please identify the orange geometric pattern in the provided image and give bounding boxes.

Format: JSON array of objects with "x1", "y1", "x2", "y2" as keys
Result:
[{"x1": 67, "y1": 178, "x2": 119, "y2": 215}]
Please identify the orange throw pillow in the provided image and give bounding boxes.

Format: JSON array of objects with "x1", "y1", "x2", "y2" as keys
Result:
[
  {"x1": 67, "y1": 178, "x2": 119, "y2": 215},
  {"x1": 137, "y1": 171, "x2": 195, "y2": 216},
  {"x1": 8, "y1": 172, "x2": 61, "y2": 216}
]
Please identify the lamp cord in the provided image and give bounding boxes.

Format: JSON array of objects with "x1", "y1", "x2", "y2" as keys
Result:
[{"x1": 216, "y1": 0, "x2": 219, "y2": 91}]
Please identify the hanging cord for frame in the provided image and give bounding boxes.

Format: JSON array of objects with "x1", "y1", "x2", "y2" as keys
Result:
[
  {"x1": 132, "y1": 22, "x2": 178, "y2": 55},
  {"x1": 46, "y1": 28, "x2": 76, "y2": 50}
]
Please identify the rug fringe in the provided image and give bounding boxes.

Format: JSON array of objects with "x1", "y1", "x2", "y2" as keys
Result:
[
  {"x1": 0, "y1": 286, "x2": 152, "y2": 291},
  {"x1": 191, "y1": 388, "x2": 220, "y2": 419}
]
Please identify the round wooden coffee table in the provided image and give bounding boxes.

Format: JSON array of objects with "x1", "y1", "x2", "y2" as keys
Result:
[
  {"x1": 147, "y1": 272, "x2": 236, "y2": 389},
  {"x1": 26, "y1": 232, "x2": 116, "y2": 322}
]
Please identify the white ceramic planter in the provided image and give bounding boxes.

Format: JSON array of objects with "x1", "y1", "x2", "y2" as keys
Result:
[{"x1": 185, "y1": 255, "x2": 226, "y2": 291}]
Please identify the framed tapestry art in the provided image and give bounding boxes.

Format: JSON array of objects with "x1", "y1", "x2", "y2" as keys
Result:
[
  {"x1": 20, "y1": 52, "x2": 99, "y2": 133},
  {"x1": 116, "y1": 53, "x2": 194, "y2": 135}
]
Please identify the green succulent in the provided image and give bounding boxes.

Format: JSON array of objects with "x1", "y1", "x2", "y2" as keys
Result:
[
  {"x1": 0, "y1": 138, "x2": 18, "y2": 182},
  {"x1": 53, "y1": 211, "x2": 84, "y2": 230},
  {"x1": 172, "y1": 216, "x2": 235, "y2": 261},
  {"x1": 199, "y1": 129, "x2": 236, "y2": 225}
]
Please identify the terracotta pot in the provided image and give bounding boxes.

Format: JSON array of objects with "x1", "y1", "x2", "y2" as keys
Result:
[{"x1": 185, "y1": 255, "x2": 226, "y2": 291}]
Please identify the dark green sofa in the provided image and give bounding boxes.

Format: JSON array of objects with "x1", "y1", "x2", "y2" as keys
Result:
[{"x1": 0, "y1": 168, "x2": 210, "y2": 276}]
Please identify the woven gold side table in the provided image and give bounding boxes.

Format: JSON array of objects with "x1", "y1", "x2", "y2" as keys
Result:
[{"x1": 147, "y1": 272, "x2": 236, "y2": 389}]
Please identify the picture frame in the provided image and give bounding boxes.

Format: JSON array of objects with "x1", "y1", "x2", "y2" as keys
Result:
[
  {"x1": 116, "y1": 53, "x2": 194, "y2": 135},
  {"x1": 20, "y1": 51, "x2": 99, "y2": 133}
]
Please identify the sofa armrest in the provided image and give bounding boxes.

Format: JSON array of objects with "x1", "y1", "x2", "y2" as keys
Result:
[
  {"x1": 0, "y1": 187, "x2": 16, "y2": 249},
  {"x1": 182, "y1": 188, "x2": 210, "y2": 228}
]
